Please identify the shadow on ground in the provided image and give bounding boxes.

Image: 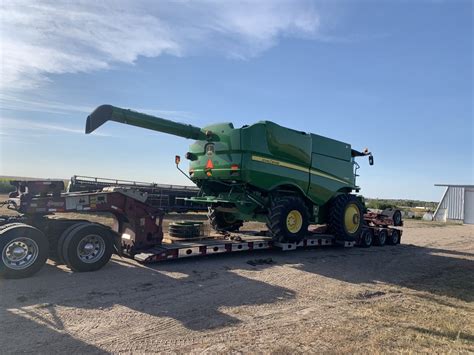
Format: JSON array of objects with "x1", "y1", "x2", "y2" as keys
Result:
[{"x1": 0, "y1": 239, "x2": 472, "y2": 352}]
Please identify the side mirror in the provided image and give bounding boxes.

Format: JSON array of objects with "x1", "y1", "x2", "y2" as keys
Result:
[
  {"x1": 175, "y1": 155, "x2": 181, "y2": 165},
  {"x1": 369, "y1": 155, "x2": 374, "y2": 166}
]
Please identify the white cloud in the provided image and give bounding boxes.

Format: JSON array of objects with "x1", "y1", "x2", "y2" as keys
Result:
[
  {"x1": 0, "y1": 0, "x2": 320, "y2": 90},
  {"x1": 0, "y1": 93, "x2": 195, "y2": 122},
  {"x1": 0, "y1": 93, "x2": 94, "y2": 114},
  {"x1": 0, "y1": 116, "x2": 111, "y2": 136}
]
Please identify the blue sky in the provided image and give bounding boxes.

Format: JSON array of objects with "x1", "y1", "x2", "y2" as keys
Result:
[{"x1": 0, "y1": 0, "x2": 472, "y2": 201}]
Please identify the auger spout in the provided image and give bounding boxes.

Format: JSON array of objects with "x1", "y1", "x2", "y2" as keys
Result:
[{"x1": 85, "y1": 104, "x2": 207, "y2": 140}]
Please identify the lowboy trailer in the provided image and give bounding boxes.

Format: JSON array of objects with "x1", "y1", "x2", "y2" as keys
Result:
[{"x1": 0, "y1": 180, "x2": 402, "y2": 279}]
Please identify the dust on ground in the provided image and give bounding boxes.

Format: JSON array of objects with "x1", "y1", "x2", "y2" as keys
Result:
[{"x1": 0, "y1": 206, "x2": 473, "y2": 353}]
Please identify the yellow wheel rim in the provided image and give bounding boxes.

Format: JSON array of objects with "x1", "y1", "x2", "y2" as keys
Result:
[
  {"x1": 286, "y1": 210, "x2": 303, "y2": 233},
  {"x1": 344, "y1": 203, "x2": 361, "y2": 234}
]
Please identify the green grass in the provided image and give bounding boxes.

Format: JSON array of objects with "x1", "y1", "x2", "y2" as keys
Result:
[
  {"x1": 0, "y1": 177, "x2": 69, "y2": 194},
  {"x1": 0, "y1": 178, "x2": 15, "y2": 194}
]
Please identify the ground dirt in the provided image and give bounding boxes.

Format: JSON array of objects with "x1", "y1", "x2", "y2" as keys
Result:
[{"x1": 0, "y1": 205, "x2": 473, "y2": 353}]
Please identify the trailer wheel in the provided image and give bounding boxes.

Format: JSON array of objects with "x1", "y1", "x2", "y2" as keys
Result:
[
  {"x1": 392, "y1": 210, "x2": 403, "y2": 226},
  {"x1": 358, "y1": 229, "x2": 373, "y2": 248},
  {"x1": 62, "y1": 224, "x2": 113, "y2": 272},
  {"x1": 0, "y1": 223, "x2": 49, "y2": 279},
  {"x1": 387, "y1": 229, "x2": 400, "y2": 245},
  {"x1": 328, "y1": 194, "x2": 364, "y2": 241},
  {"x1": 267, "y1": 196, "x2": 309, "y2": 243},
  {"x1": 208, "y1": 208, "x2": 243, "y2": 233},
  {"x1": 56, "y1": 222, "x2": 90, "y2": 264},
  {"x1": 374, "y1": 229, "x2": 388, "y2": 246},
  {"x1": 381, "y1": 208, "x2": 403, "y2": 226}
]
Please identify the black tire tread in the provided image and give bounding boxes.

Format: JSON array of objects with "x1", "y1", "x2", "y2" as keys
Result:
[
  {"x1": 62, "y1": 223, "x2": 113, "y2": 272},
  {"x1": 208, "y1": 208, "x2": 243, "y2": 233},
  {"x1": 387, "y1": 229, "x2": 400, "y2": 245},
  {"x1": 374, "y1": 229, "x2": 388, "y2": 246},
  {"x1": 0, "y1": 223, "x2": 49, "y2": 279},
  {"x1": 266, "y1": 196, "x2": 309, "y2": 243},
  {"x1": 56, "y1": 222, "x2": 90, "y2": 265},
  {"x1": 328, "y1": 194, "x2": 364, "y2": 241}
]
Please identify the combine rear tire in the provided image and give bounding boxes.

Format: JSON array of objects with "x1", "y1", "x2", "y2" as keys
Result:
[
  {"x1": 267, "y1": 196, "x2": 309, "y2": 243},
  {"x1": 374, "y1": 229, "x2": 388, "y2": 246},
  {"x1": 328, "y1": 194, "x2": 364, "y2": 242},
  {"x1": 62, "y1": 223, "x2": 113, "y2": 272},
  {"x1": 208, "y1": 208, "x2": 243, "y2": 233},
  {"x1": 0, "y1": 223, "x2": 49, "y2": 279}
]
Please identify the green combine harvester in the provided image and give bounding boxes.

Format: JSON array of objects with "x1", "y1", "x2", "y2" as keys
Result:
[{"x1": 86, "y1": 105, "x2": 375, "y2": 243}]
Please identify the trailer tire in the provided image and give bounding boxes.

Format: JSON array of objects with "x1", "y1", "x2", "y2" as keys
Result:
[
  {"x1": 62, "y1": 223, "x2": 113, "y2": 272},
  {"x1": 392, "y1": 210, "x2": 403, "y2": 226},
  {"x1": 0, "y1": 223, "x2": 49, "y2": 279},
  {"x1": 358, "y1": 229, "x2": 373, "y2": 248},
  {"x1": 56, "y1": 222, "x2": 90, "y2": 264},
  {"x1": 328, "y1": 194, "x2": 364, "y2": 242},
  {"x1": 208, "y1": 208, "x2": 243, "y2": 233},
  {"x1": 374, "y1": 229, "x2": 387, "y2": 246},
  {"x1": 387, "y1": 229, "x2": 400, "y2": 245},
  {"x1": 267, "y1": 196, "x2": 309, "y2": 243}
]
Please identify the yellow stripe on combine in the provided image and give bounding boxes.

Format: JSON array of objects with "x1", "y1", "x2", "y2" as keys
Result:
[
  {"x1": 251, "y1": 155, "x2": 308, "y2": 173},
  {"x1": 309, "y1": 169, "x2": 349, "y2": 185},
  {"x1": 251, "y1": 155, "x2": 349, "y2": 185}
]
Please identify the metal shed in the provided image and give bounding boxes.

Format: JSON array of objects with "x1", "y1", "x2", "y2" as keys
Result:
[{"x1": 433, "y1": 184, "x2": 474, "y2": 224}]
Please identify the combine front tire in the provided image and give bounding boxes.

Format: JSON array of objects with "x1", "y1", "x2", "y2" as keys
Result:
[
  {"x1": 267, "y1": 196, "x2": 309, "y2": 243},
  {"x1": 208, "y1": 208, "x2": 243, "y2": 233},
  {"x1": 328, "y1": 194, "x2": 364, "y2": 242},
  {"x1": 62, "y1": 223, "x2": 113, "y2": 272},
  {"x1": 0, "y1": 223, "x2": 49, "y2": 279}
]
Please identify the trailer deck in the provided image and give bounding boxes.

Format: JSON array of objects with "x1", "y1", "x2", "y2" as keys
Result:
[{"x1": 133, "y1": 233, "x2": 356, "y2": 263}]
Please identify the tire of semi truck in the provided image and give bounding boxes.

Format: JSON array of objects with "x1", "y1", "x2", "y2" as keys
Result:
[
  {"x1": 387, "y1": 229, "x2": 400, "y2": 245},
  {"x1": 208, "y1": 208, "x2": 243, "y2": 233},
  {"x1": 61, "y1": 223, "x2": 113, "y2": 272},
  {"x1": 328, "y1": 194, "x2": 364, "y2": 242},
  {"x1": 266, "y1": 196, "x2": 310, "y2": 243},
  {"x1": 0, "y1": 223, "x2": 49, "y2": 279},
  {"x1": 374, "y1": 229, "x2": 388, "y2": 246},
  {"x1": 56, "y1": 221, "x2": 91, "y2": 264},
  {"x1": 358, "y1": 228, "x2": 373, "y2": 248}
]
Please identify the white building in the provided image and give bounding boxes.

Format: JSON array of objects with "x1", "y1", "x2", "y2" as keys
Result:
[{"x1": 433, "y1": 184, "x2": 474, "y2": 224}]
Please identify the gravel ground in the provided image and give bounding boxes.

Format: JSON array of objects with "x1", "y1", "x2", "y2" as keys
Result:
[{"x1": 0, "y1": 219, "x2": 473, "y2": 353}]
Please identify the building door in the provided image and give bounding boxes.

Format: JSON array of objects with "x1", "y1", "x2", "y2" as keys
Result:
[{"x1": 464, "y1": 188, "x2": 474, "y2": 224}]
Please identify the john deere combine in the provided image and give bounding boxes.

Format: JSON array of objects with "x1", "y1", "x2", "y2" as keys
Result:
[{"x1": 86, "y1": 105, "x2": 374, "y2": 243}]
